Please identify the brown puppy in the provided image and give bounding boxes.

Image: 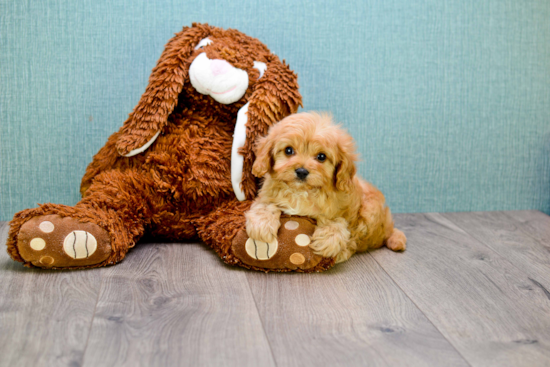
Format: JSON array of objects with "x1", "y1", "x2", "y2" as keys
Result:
[{"x1": 246, "y1": 112, "x2": 406, "y2": 263}]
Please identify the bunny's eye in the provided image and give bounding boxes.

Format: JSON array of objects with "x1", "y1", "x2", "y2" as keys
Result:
[
  {"x1": 317, "y1": 153, "x2": 327, "y2": 162},
  {"x1": 253, "y1": 61, "x2": 267, "y2": 79},
  {"x1": 285, "y1": 147, "x2": 294, "y2": 156},
  {"x1": 194, "y1": 37, "x2": 213, "y2": 50}
]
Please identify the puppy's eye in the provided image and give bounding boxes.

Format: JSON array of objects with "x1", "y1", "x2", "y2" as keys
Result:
[
  {"x1": 317, "y1": 153, "x2": 327, "y2": 162},
  {"x1": 285, "y1": 147, "x2": 294, "y2": 156}
]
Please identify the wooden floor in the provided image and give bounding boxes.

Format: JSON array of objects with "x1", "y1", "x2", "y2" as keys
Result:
[{"x1": 1, "y1": 211, "x2": 550, "y2": 367}]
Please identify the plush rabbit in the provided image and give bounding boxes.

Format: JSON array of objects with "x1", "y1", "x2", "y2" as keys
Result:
[{"x1": 6, "y1": 23, "x2": 334, "y2": 272}]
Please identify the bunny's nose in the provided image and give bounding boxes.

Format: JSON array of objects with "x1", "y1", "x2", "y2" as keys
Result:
[
  {"x1": 295, "y1": 168, "x2": 309, "y2": 180},
  {"x1": 210, "y1": 59, "x2": 231, "y2": 76}
]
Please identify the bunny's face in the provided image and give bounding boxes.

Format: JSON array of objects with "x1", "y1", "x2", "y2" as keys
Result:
[{"x1": 188, "y1": 35, "x2": 268, "y2": 105}]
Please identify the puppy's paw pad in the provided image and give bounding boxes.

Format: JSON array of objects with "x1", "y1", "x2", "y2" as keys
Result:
[{"x1": 16, "y1": 214, "x2": 112, "y2": 268}]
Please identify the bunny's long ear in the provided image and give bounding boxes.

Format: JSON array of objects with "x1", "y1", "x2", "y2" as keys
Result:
[
  {"x1": 234, "y1": 55, "x2": 302, "y2": 200},
  {"x1": 116, "y1": 23, "x2": 211, "y2": 157}
]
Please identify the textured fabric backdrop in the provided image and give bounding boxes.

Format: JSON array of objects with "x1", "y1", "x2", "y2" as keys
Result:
[{"x1": 1, "y1": 0, "x2": 549, "y2": 221}]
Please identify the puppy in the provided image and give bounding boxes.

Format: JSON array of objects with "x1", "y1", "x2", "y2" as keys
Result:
[{"x1": 246, "y1": 112, "x2": 406, "y2": 264}]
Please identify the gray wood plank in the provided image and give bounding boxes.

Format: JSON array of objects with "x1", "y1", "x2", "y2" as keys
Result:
[
  {"x1": 4, "y1": 210, "x2": 550, "y2": 367},
  {"x1": 82, "y1": 241, "x2": 276, "y2": 367},
  {"x1": 442, "y1": 211, "x2": 550, "y2": 290},
  {"x1": 371, "y1": 213, "x2": 550, "y2": 367},
  {"x1": 503, "y1": 210, "x2": 550, "y2": 248},
  {"x1": 246, "y1": 252, "x2": 470, "y2": 367},
  {"x1": 0, "y1": 221, "x2": 105, "y2": 367}
]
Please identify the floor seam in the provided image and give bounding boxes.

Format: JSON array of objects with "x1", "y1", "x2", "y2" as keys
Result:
[
  {"x1": 367, "y1": 249, "x2": 474, "y2": 367},
  {"x1": 244, "y1": 273, "x2": 279, "y2": 367},
  {"x1": 440, "y1": 212, "x2": 548, "y2": 285},
  {"x1": 78, "y1": 268, "x2": 106, "y2": 367}
]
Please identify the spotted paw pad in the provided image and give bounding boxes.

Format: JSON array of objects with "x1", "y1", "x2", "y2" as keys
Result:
[
  {"x1": 16, "y1": 214, "x2": 112, "y2": 268},
  {"x1": 232, "y1": 216, "x2": 323, "y2": 270}
]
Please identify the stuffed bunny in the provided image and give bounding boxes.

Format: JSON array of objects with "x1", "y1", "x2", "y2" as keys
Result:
[{"x1": 6, "y1": 23, "x2": 335, "y2": 272}]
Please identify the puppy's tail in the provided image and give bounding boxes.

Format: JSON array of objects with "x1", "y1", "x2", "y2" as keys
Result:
[{"x1": 384, "y1": 208, "x2": 407, "y2": 251}]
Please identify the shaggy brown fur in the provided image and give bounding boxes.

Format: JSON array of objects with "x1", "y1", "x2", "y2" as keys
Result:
[
  {"x1": 6, "y1": 23, "x2": 334, "y2": 272},
  {"x1": 247, "y1": 112, "x2": 407, "y2": 263}
]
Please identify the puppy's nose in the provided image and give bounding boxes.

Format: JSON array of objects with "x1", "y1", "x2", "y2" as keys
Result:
[
  {"x1": 295, "y1": 168, "x2": 309, "y2": 180},
  {"x1": 210, "y1": 59, "x2": 231, "y2": 76}
]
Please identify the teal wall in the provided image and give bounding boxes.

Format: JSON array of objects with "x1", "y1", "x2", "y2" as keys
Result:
[{"x1": 1, "y1": 0, "x2": 550, "y2": 221}]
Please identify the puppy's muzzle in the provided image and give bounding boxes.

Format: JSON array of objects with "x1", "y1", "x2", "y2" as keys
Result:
[{"x1": 295, "y1": 168, "x2": 309, "y2": 181}]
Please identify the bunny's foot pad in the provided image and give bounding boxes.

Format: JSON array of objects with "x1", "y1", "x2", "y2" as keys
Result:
[
  {"x1": 15, "y1": 214, "x2": 112, "y2": 269},
  {"x1": 231, "y1": 216, "x2": 335, "y2": 272}
]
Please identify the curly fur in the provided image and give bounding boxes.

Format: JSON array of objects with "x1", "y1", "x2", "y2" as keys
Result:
[
  {"x1": 247, "y1": 112, "x2": 407, "y2": 263},
  {"x1": 6, "y1": 23, "x2": 331, "y2": 272}
]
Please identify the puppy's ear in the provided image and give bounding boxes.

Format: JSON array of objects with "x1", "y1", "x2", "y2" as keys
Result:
[
  {"x1": 334, "y1": 132, "x2": 358, "y2": 191},
  {"x1": 252, "y1": 135, "x2": 273, "y2": 178},
  {"x1": 116, "y1": 23, "x2": 212, "y2": 157}
]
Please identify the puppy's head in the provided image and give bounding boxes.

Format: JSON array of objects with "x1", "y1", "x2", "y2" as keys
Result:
[{"x1": 253, "y1": 112, "x2": 358, "y2": 191}]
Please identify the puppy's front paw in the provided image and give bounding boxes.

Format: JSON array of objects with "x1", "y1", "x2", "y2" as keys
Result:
[
  {"x1": 309, "y1": 219, "x2": 350, "y2": 258},
  {"x1": 310, "y1": 237, "x2": 342, "y2": 258},
  {"x1": 334, "y1": 245, "x2": 355, "y2": 264},
  {"x1": 232, "y1": 216, "x2": 334, "y2": 272},
  {"x1": 245, "y1": 212, "x2": 280, "y2": 244}
]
